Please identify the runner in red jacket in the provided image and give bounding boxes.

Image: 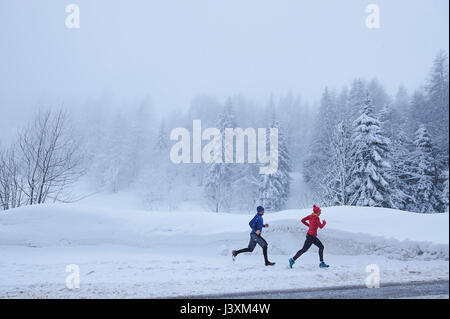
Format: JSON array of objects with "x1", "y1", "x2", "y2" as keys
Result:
[
  {"x1": 302, "y1": 210, "x2": 326, "y2": 236},
  {"x1": 289, "y1": 205, "x2": 329, "y2": 268}
]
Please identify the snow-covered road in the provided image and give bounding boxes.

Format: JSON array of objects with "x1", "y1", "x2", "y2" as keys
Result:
[
  {"x1": 1, "y1": 243, "x2": 448, "y2": 298},
  {"x1": 180, "y1": 280, "x2": 449, "y2": 299}
]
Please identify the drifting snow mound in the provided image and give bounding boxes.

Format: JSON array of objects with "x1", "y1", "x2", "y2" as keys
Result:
[
  {"x1": 266, "y1": 222, "x2": 448, "y2": 261},
  {"x1": 0, "y1": 204, "x2": 448, "y2": 261}
]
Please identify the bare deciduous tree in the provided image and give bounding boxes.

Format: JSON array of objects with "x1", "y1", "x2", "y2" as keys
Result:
[
  {"x1": 0, "y1": 108, "x2": 84, "y2": 211},
  {"x1": 18, "y1": 108, "x2": 84, "y2": 205},
  {"x1": 0, "y1": 147, "x2": 26, "y2": 210}
]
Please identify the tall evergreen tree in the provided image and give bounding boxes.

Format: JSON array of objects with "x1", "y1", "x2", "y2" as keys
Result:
[
  {"x1": 204, "y1": 99, "x2": 237, "y2": 212},
  {"x1": 348, "y1": 95, "x2": 394, "y2": 207},
  {"x1": 424, "y1": 51, "x2": 450, "y2": 212},
  {"x1": 393, "y1": 85, "x2": 410, "y2": 129},
  {"x1": 347, "y1": 79, "x2": 366, "y2": 120},
  {"x1": 411, "y1": 125, "x2": 440, "y2": 213},
  {"x1": 381, "y1": 106, "x2": 416, "y2": 210},
  {"x1": 440, "y1": 169, "x2": 449, "y2": 212},
  {"x1": 425, "y1": 51, "x2": 449, "y2": 154},
  {"x1": 155, "y1": 120, "x2": 168, "y2": 151},
  {"x1": 322, "y1": 121, "x2": 354, "y2": 206},
  {"x1": 367, "y1": 78, "x2": 391, "y2": 114},
  {"x1": 389, "y1": 132, "x2": 416, "y2": 210},
  {"x1": 277, "y1": 92, "x2": 307, "y2": 171},
  {"x1": 409, "y1": 90, "x2": 427, "y2": 138},
  {"x1": 303, "y1": 88, "x2": 337, "y2": 198},
  {"x1": 128, "y1": 101, "x2": 153, "y2": 185},
  {"x1": 95, "y1": 111, "x2": 130, "y2": 193},
  {"x1": 259, "y1": 118, "x2": 292, "y2": 211}
]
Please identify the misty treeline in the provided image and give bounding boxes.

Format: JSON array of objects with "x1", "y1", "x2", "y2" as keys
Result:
[
  {"x1": 1, "y1": 52, "x2": 448, "y2": 213},
  {"x1": 78, "y1": 51, "x2": 446, "y2": 213},
  {"x1": 75, "y1": 94, "x2": 299, "y2": 213},
  {"x1": 0, "y1": 109, "x2": 84, "y2": 210},
  {"x1": 306, "y1": 51, "x2": 449, "y2": 213}
]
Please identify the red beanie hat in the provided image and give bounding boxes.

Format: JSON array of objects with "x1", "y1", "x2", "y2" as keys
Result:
[{"x1": 313, "y1": 205, "x2": 321, "y2": 213}]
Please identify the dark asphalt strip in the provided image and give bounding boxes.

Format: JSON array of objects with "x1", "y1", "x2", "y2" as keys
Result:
[{"x1": 173, "y1": 280, "x2": 449, "y2": 299}]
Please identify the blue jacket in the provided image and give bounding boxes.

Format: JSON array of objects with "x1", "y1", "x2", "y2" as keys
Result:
[{"x1": 249, "y1": 213, "x2": 264, "y2": 234}]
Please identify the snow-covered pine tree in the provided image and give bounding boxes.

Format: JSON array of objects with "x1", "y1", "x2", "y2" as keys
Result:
[
  {"x1": 263, "y1": 94, "x2": 277, "y2": 124},
  {"x1": 424, "y1": 51, "x2": 449, "y2": 213},
  {"x1": 347, "y1": 78, "x2": 366, "y2": 121},
  {"x1": 378, "y1": 102, "x2": 415, "y2": 210},
  {"x1": 379, "y1": 86, "x2": 409, "y2": 141},
  {"x1": 411, "y1": 125, "x2": 440, "y2": 213},
  {"x1": 390, "y1": 136, "x2": 416, "y2": 210},
  {"x1": 155, "y1": 120, "x2": 168, "y2": 151},
  {"x1": 96, "y1": 111, "x2": 130, "y2": 193},
  {"x1": 320, "y1": 85, "x2": 364, "y2": 206},
  {"x1": 393, "y1": 85, "x2": 410, "y2": 130},
  {"x1": 336, "y1": 87, "x2": 349, "y2": 123},
  {"x1": 367, "y1": 78, "x2": 391, "y2": 114},
  {"x1": 232, "y1": 163, "x2": 260, "y2": 213},
  {"x1": 425, "y1": 50, "x2": 449, "y2": 154},
  {"x1": 135, "y1": 118, "x2": 171, "y2": 210},
  {"x1": 276, "y1": 92, "x2": 308, "y2": 171},
  {"x1": 348, "y1": 95, "x2": 394, "y2": 208},
  {"x1": 303, "y1": 87, "x2": 337, "y2": 199},
  {"x1": 322, "y1": 121, "x2": 353, "y2": 206},
  {"x1": 127, "y1": 101, "x2": 153, "y2": 186},
  {"x1": 204, "y1": 99, "x2": 237, "y2": 212},
  {"x1": 378, "y1": 104, "x2": 394, "y2": 139},
  {"x1": 388, "y1": 133, "x2": 416, "y2": 210},
  {"x1": 410, "y1": 90, "x2": 427, "y2": 134},
  {"x1": 259, "y1": 118, "x2": 292, "y2": 211},
  {"x1": 440, "y1": 169, "x2": 449, "y2": 212}
]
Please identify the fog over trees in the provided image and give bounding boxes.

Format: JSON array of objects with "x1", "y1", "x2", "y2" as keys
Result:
[{"x1": 0, "y1": 52, "x2": 449, "y2": 213}]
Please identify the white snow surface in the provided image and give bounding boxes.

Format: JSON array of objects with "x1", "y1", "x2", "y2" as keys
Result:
[{"x1": 0, "y1": 203, "x2": 448, "y2": 298}]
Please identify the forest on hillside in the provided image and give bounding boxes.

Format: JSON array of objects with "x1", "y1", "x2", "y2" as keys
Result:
[{"x1": 1, "y1": 51, "x2": 449, "y2": 214}]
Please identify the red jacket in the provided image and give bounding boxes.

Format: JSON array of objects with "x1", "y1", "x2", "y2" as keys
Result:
[{"x1": 301, "y1": 213, "x2": 326, "y2": 237}]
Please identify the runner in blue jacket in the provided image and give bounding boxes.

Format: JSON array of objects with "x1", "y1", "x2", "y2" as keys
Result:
[{"x1": 232, "y1": 206, "x2": 276, "y2": 266}]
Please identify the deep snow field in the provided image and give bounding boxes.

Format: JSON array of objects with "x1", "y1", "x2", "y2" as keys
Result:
[{"x1": 0, "y1": 199, "x2": 448, "y2": 298}]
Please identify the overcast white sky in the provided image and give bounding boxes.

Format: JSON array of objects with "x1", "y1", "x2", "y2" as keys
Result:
[{"x1": 0, "y1": 0, "x2": 448, "y2": 139}]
